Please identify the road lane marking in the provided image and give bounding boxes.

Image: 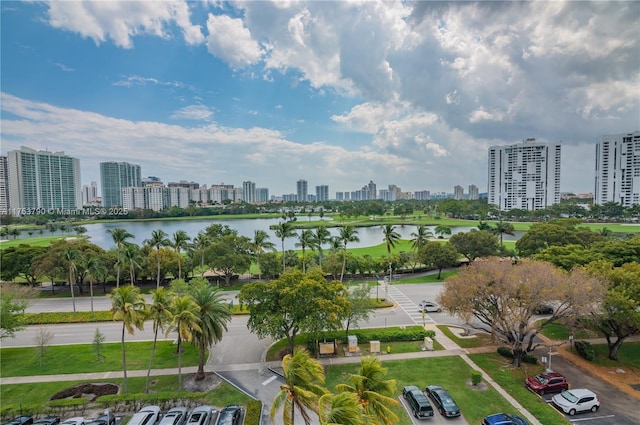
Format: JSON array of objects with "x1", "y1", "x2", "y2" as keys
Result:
[
  {"x1": 569, "y1": 415, "x2": 615, "y2": 422},
  {"x1": 262, "y1": 375, "x2": 277, "y2": 386}
]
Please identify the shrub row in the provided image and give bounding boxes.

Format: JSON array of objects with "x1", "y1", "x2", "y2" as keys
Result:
[
  {"x1": 496, "y1": 346, "x2": 538, "y2": 364},
  {"x1": 24, "y1": 311, "x2": 112, "y2": 325},
  {"x1": 1, "y1": 399, "x2": 89, "y2": 421},
  {"x1": 574, "y1": 340, "x2": 595, "y2": 361},
  {"x1": 243, "y1": 400, "x2": 262, "y2": 425},
  {"x1": 96, "y1": 392, "x2": 207, "y2": 412},
  {"x1": 318, "y1": 327, "x2": 436, "y2": 344}
]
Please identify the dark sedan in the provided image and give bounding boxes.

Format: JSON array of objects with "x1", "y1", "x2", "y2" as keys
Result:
[
  {"x1": 425, "y1": 385, "x2": 461, "y2": 417},
  {"x1": 4, "y1": 417, "x2": 33, "y2": 425},
  {"x1": 34, "y1": 418, "x2": 60, "y2": 425},
  {"x1": 217, "y1": 405, "x2": 242, "y2": 425}
]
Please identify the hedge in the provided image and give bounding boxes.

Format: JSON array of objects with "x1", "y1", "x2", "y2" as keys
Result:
[
  {"x1": 24, "y1": 311, "x2": 112, "y2": 325},
  {"x1": 96, "y1": 392, "x2": 207, "y2": 412},
  {"x1": 574, "y1": 340, "x2": 595, "y2": 361},
  {"x1": 244, "y1": 400, "x2": 262, "y2": 425},
  {"x1": 317, "y1": 327, "x2": 436, "y2": 344}
]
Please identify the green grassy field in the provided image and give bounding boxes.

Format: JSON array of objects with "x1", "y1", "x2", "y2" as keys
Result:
[
  {"x1": 588, "y1": 342, "x2": 640, "y2": 369},
  {"x1": 0, "y1": 340, "x2": 199, "y2": 377}
]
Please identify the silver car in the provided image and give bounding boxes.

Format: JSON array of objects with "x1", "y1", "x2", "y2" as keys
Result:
[
  {"x1": 127, "y1": 406, "x2": 161, "y2": 425},
  {"x1": 418, "y1": 300, "x2": 442, "y2": 312},
  {"x1": 186, "y1": 406, "x2": 214, "y2": 425},
  {"x1": 158, "y1": 408, "x2": 187, "y2": 425}
]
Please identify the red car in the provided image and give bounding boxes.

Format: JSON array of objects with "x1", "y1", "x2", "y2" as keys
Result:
[{"x1": 525, "y1": 372, "x2": 569, "y2": 395}]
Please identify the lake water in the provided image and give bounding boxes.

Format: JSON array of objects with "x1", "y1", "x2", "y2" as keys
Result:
[{"x1": 77, "y1": 218, "x2": 509, "y2": 251}]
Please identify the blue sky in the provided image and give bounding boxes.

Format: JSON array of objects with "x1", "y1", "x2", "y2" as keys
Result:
[{"x1": 1, "y1": 1, "x2": 639, "y2": 197}]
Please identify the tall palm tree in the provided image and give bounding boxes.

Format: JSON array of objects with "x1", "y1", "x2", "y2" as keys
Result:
[
  {"x1": 274, "y1": 221, "x2": 297, "y2": 273},
  {"x1": 295, "y1": 229, "x2": 316, "y2": 273},
  {"x1": 171, "y1": 230, "x2": 191, "y2": 280},
  {"x1": 146, "y1": 287, "x2": 172, "y2": 393},
  {"x1": 122, "y1": 243, "x2": 143, "y2": 286},
  {"x1": 339, "y1": 226, "x2": 359, "y2": 282},
  {"x1": 144, "y1": 229, "x2": 170, "y2": 289},
  {"x1": 189, "y1": 280, "x2": 232, "y2": 380},
  {"x1": 85, "y1": 256, "x2": 106, "y2": 318},
  {"x1": 167, "y1": 294, "x2": 201, "y2": 390},
  {"x1": 312, "y1": 226, "x2": 331, "y2": 266},
  {"x1": 251, "y1": 230, "x2": 275, "y2": 280},
  {"x1": 271, "y1": 347, "x2": 328, "y2": 425},
  {"x1": 477, "y1": 220, "x2": 492, "y2": 231},
  {"x1": 107, "y1": 227, "x2": 134, "y2": 287},
  {"x1": 190, "y1": 232, "x2": 211, "y2": 277},
  {"x1": 434, "y1": 224, "x2": 452, "y2": 239},
  {"x1": 410, "y1": 224, "x2": 433, "y2": 252},
  {"x1": 109, "y1": 285, "x2": 147, "y2": 394},
  {"x1": 63, "y1": 248, "x2": 81, "y2": 314},
  {"x1": 381, "y1": 224, "x2": 401, "y2": 257},
  {"x1": 493, "y1": 219, "x2": 515, "y2": 246},
  {"x1": 335, "y1": 356, "x2": 399, "y2": 425},
  {"x1": 318, "y1": 392, "x2": 365, "y2": 425}
]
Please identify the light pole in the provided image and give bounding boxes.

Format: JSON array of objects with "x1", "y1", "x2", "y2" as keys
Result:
[{"x1": 388, "y1": 262, "x2": 392, "y2": 284}]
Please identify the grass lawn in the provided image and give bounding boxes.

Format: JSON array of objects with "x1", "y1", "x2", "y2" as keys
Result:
[
  {"x1": 538, "y1": 321, "x2": 600, "y2": 340},
  {"x1": 588, "y1": 342, "x2": 640, "y2": 369},
  {"x1": 437, "y1": 325, "x2": 494, "y2": 349},
  {"x1": 398, "y1": 270, "x2": 458, "y2": 283},
  {"x1": 325, "y1": 356, "x2": 533, "y2": 425},
  {"x1": 469, "y1": 353, "x2": 571, "y2": 425},
  {"x1": 0, "y1": 341, "x2": 199, "y2": 378},
  {"x1": 0, "y1": 376, "x2": 253, "y2": 409}
]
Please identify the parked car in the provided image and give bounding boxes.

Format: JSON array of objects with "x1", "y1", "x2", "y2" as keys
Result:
[
  {"x1": 158, "y1": 408, "x2": 187, "y2": 425},
  {"x1": 93, "y1": 414, "x2": 115, "y2": 425},
  {"x1": 59, "y1": 418, "x2": 85, "y2": 425},
  {"x1": 418, "y1": 300, "x2": 442, "y2": 312},
  {"x1": 425, "y1": 385, "x2": 461, "y2": 417},
  {"x1": 402, "y1": 386, "x2": 434, "y2": 419},
  {"x1": 551, "y1": 389, "x2": 600, "y2": 416},
  {"x1": 186, "y1": 406, "x2": 214, "y2": 425},
  {"x1": 3, "y1": 417, "x2": 33, "y2": 425},
  {"x1": 127, "y1": 406, "x2": 161, "y2": 425},
  {"x1": 481, "y1": 413, "x2": 529, "y2": 425},
  {"x1": 525, "y1": 372, "x2": 569, "y2": 395},
  {"x1": 216, "y1": 406, "x2": 241, "y2": 425},
  {"x1": 34, "y1": 417, "x2": 60, "y2": 425}
]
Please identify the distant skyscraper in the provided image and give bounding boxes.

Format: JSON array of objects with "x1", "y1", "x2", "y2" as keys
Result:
[
  {"x1": 488, "y1": 138, "x2": 561, "y2": 211},
  {"x1": 595, "y1": 132, "x2": 640, "y2": 207},
  {"x1": 315, "y1": 185, "x2": 329, "y2": 202},
  {"x1": 297, "y1": 179, "x2": 308, "y2": 202},
  {"x1": 468, "y1": 184, "x2": 479, "y2": 200},
  {"x1": 367, "y1": 180, "x2": 377, "y2": 200},
  {"x1": 100, "y1": 161, "x2": 141, "y2": 207},
  {"x1": 454, "y1": 185, "x2": 464, "y2": 200},
  {"x1": 243, "y1": 181, "x2": 256, "y2": 203},
  {"x1": 82, "y1": 181, "x2": 98, "y2": 206},
  {"x1": 256, "y1": 187, "x2": 269, "y2": 203},
  {"x1": 8, "y1": 146, "x2": 81, "y2": 211},
  {"x1": 414, "y1": 190, "x2": 430, "y2": 201},
  {"x1": 0, "y1": 156, "x2": 9, "y2": 212}
]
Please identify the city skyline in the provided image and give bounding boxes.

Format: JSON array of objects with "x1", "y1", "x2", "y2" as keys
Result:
[{"x1": 1, "y1": 1, "x2": 639, "y2": 195}]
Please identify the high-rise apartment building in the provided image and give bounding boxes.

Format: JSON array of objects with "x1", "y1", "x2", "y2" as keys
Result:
[
  {"x1": 7, "y1": 146, "x2": 82, "y2": 210},
  {"x1": 595, "y1": 132, "x2": 640, "y2": 207},
  {"x1": 82, "y1": 181, "x2": 99, "y2": 206},
  {"x1": 315, "y1": 185, "x2": 329, "y2": 202},
  {"x1": 454, "y1": 185, "x2": 464, "y2": 200},
  {"x1": 488, "y1": 138, "x2": 561, "y2": 211},
  {"x1": 297, "y1": 179, "x2": 308, "y2": 202},
  {"x1": 468, "y1": 184, "x2": 479, "y2": 200},
  {"x1": 243, "y1": 181, "x2": 256, "y2": 203},
  {"x1": 100, "y1": 161, "x2": 141, "y2": 207},
  {"x1": 367, "y1": 180, "x2": 377, "y2": 200},
  {"x1": 256, "y1": 188, "x2": 269, "y2": 203},
  {"x1": 0, "y1": 156, "x2": 9, "y2": 212}
]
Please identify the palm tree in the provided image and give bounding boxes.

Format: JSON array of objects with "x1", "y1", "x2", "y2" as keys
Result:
[
  {"x1": 189, "y1": 280, "x2": 232, "y2": 380},
  {"x1": 122, "y1": 243, "x2": 143, "y2": 286},
  {"x1": 434, "y1": 224, "x2": 452, "y2": 239},
  {"x1": 167, "y1": 294, "x2": 201, "y2": 390},
  {"x1": 318, "y1": 392, "x2": 365, "y2": 425},
  {"x1": 477, "y1": 220, "x2": 492, "y2": 231},
  {"x1": 251, "y1": 230, "x2": 275, "y2": 280},
  {"x1": 410, "y1": 224, "x2": 433, "y2": 251},
  {"x1": 339, "y1": 226, "x2": 359, "y2": 282},
  {"x1": 107, "y1": 227, "x2": 134, "y2": 287},
  {"x1": 295, "y1": 229, "x2": 316, "y2": 273},
  {"x1": 144, "y1": 229, "x2": 170, "y2": 289},
  {"x1": 493, "y1": 219, "x2": 515, "y2": 246},
  {"x1": 85, "y1": 256, "x2": 106, "y2": 318},
  {"x1": 274, "y1": 221, "x2": 297, "y2": 272},
  {"x1": 381, "y1": 224, "x2": 401, "y2": 257},
  {"x1": 190, "y1": 232, "x2": 211, "y2": 277},
  {"x1": 171, "y1": 230, "x2": 191, "y2": 279},
  {"x1": 63, "y1": 248, "x2": 81, "y2": 314},
  {"x1": 270, "y1": 347, "x2": 328, "y2": 425},
  {"x1": 312, "y1": 226, "x2": 331, "y2": 266},
  {"x1": 146, "y1": 287, "x2": 172, "y2": 393},
  {"x1": 109, "y1": 285, "x2": 147, "y2": 394},
  {"x1": 335, "y1": 356, "x2": 399, "y2": 425}
]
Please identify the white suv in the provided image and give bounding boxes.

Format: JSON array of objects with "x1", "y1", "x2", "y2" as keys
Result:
[{"x1": 551, "y1": 389, "x2": 600, "y2": 416}]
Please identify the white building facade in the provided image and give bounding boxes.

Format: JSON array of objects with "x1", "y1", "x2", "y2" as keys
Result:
[{"x1": 595, "y1": 132, "x2": 640, "y2": 207}]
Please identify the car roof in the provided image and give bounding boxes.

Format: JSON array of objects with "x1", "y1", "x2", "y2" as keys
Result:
[
  {"x1": 566, "y1": 388, "x2": 596, "y2": 397},
  {"x1": 403, "y1": 385, "x2": 421, "y2": 392},
  {"x1": 537, "y1": 372, "x2": 564, "y2": 379}
]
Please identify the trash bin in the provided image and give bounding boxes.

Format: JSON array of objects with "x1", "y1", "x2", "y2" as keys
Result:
[
  {"x1": 348, "y1": 335, "x2": 358, "y2": 353},
  {"x1": 370, "y1": 340, "x2": 380, "y2": 353}
]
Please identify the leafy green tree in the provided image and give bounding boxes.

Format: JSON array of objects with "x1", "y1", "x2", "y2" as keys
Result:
[
  {"x1": 146, "y1": 287, "x2": 172, "y2": 393},
  {"x1": 204, "y1": 234, "x2": 252, "y2": 286},
  {"x1": 534, "y1": 244, "x2": 605, "y2": 270},
  {"x1": 335, "y1": 356, "x2": 399, "y2": 425},
  {"x1": 515, "y1": 222, "x2": 580, "y2": 257},
  {"x1": 109, "y1": 285, "x2": 147, "y2": 393},
  {"x1": 167, "y1": 294, "x2": 201, "y2": 390},
  {"x1": 251, "y1": 230, "x2": 276, "y2": 280},
  {"x1": 449, "y1": 230, "x2": 499, "y2": 261},
  {"x1": 144, "y1": 229, "x2": 170, "y2": 289},
  {"x1": 410, "y1": 225, "x2": 433, "y2": 252},
  {"x1": 188, "y1": 278, "x2": 232, "y2": 380},
  {"x1": 344, "y1": 283, "x2": 375, "y2": 336},
  {"x1": 0, "y1": 283, "x2": 36, "y2": 339},
  {"x1": 107, "y1": 227, "x2": 135, "y2": 287},
  {"x1": 259, "y1": 252, "x2": 281, "y2": 280},
  {"x1": 339, "y1": 226, "x2": 360, "y2": 282},
  {"x1": 418, "y1": 242, "x2": 458, "y2": 279},
  {"x1": 273, "y1": 221, "x2": 297, "y2": 272},
  {"x1": 171, "y1": 230, "x2": 191, "y2": 280},
  {"x1": 270, "y1": 347, "x2": 328, "y2": 425},
  {"x1": 240, "y1": 268, "x2": 350, "y2": 354},
  {"x1": 296, "y1": 229, "x2": 317, "y2": 273},
  {"x1": 0, "y1": 245, "x2": 47, "y2": 285}
]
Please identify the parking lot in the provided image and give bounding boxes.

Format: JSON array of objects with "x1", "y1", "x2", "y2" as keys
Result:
[{"x1": 399, "y1": 394, "x2": 468, "y2": 425}]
